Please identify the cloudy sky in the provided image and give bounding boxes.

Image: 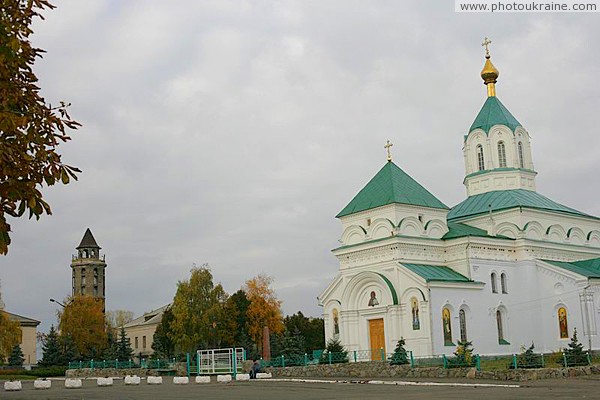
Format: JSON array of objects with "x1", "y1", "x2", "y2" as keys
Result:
[{"x1": 2, "y1": 1, "x2": 599, "y2": 338}]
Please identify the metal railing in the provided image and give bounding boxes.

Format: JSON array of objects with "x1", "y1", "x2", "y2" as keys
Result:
[{"x1": 68, "y1": 358, "x2": 176, "y2": 370}]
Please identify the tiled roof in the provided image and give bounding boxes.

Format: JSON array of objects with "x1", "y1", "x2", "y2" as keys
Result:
[
  {"x1": 448, "y1": 189, "x2": 592, "y2": 221},
  {"x1": 469, "y1": 96, "x2": 521, "y2": 134},
  {"x1": 337, "y1": 162, "x2": 448, "y2": 218},
  {"x1": 401, "y1": 263, "x2": 472, "y2": 282}
]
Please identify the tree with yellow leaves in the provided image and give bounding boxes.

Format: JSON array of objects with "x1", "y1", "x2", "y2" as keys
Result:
[
  {"x1": 244, "y1": 274, "x2": 284, "y2": 354},
  {"x1": 58, "y1": 295, "x2": 106, "y2": 359},
  {"x1": 0, "y1": 311, "x2": 21, "y2": 363}
]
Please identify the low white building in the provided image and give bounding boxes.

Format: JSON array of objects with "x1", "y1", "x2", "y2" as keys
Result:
[{"x1": 318, "y1": 48, "x2": 600, "y2": 357}]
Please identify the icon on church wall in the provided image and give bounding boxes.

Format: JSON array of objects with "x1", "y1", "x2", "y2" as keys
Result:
[
  {"x1": 411, "y1": 298, "x2": 420, "y2": 330},
  {"x1": 558, "y1": 307, "x2": 569, "y2": 339},
  {"x1": 333, "y1": 308, "x2": 340, "y2": 336},
  {"x1": 442, "y1": 307, "x2": 453, "y2": 345},
  {"x1": 368, "y1": 291, "x2": 379, "y2": 307}
]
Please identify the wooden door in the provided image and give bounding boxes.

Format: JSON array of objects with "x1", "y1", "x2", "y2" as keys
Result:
[{"x1": 368, "y1": 318, "x2": 385, "y2": 360}]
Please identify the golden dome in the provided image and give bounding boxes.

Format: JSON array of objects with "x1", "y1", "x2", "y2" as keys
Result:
[{"x1": 481, "y1": 56, "x2": 499, "y2": 85}]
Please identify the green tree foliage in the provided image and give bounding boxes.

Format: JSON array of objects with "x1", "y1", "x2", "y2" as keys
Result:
[
  {"x1": 0, "y1": 0, "x2": 81, "y2": 255},
  {"x1": 389, "y1": 337, "x2": 409, "y2": 365},
  {"x1": 452, "y1": 340, "x2": 474, "y2": 367},
  {"x1": 116, "y1": 326, "x2": 133, "y2": 361},
  {"x1": 221, "y1": 290, "x2": 251, "y2": 348},
  {"x1": 59, "y1": 334, "x2": 78, "y2": 363},
  {"x1": 283, "y1": 311, "x2": 324, "y2": 351},
  {"x1": 320, "y1": 338, "x2": 348, "y2": 364},
  {"x1": 272, "y1": 327, "x2": 306, "y2": 359},
  {"x1": 103, "y1": 329, "x2": 118, "y2": 361},
  {"x1": 169, "y1": 265, "x2": 228, "y2": 353},
  {"x1": 564, "y1": 328, "x2": 588, "y2": 367},
  {"x1": 58, "y1": 295, "x2": 107, "y2": 359},
  {"x1": 105, "y1": 310, "x2": 134, "y2": 335},
  {"x1": 514, "y1": 342, "x2": 543, "y2": 369},
  {"x1": 8, "y1": 344, "x2": 24, "y2": 366},
  {"x1": 40, "y1": 325, "x2": 62, "y2": 366},
  {"x1": 0, "y1": 310, "x2": 21, "y2": 361},
  {"x1": 151, "y1": 307, "x2": 175, "y2": 359}
]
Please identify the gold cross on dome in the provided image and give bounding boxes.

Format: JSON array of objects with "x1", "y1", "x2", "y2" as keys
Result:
[
  {"x1": 482, "y1": 37, "x2": 492, "y2": 58},
  {"x1": 384, "y1": 140, "x2": 393, "y2": 162}
]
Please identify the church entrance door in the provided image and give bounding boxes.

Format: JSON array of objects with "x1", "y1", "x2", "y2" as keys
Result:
[{"x1": 368, "y1": 318, "x2": 385, "y2": 360}]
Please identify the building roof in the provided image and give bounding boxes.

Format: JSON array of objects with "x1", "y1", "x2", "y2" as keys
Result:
[
  {"x1": 469, "y1": 96, "x2": 522, "y2": 134},
  {"x1": 442, "y1": 222, "x2": 512, "y2": 240},
  {"x1": 123, "y1": 304, "x2": 170, "y2": 328},
  {"x1": 448, "y1": 189, "x2": 592, "y2": 221},
  {"x1": 77, "y1": 228, "x2": 100, "y2": 249},
  {"x1": 543, "y1": 258, "x2": 600, "y2": 279},
  {"x1": 4, "y1": 311, "x2": 40, "y2": 327},
  {"x1": 337, "y1": 162, "x2": 448, "y2": 218},
  {"x1": 401, "y1": 263, "x2": 472, "y2": 282}
]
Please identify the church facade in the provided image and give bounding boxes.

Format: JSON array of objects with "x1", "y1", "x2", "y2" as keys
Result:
[{"x1": 318, "y1": 44, "x2": 600, "y2": 357}]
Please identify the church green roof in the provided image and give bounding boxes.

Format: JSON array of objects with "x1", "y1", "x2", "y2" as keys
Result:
[
  {"x1": 469, "y1": 96, "x2": 522, "y2": 134},
  {"x1": 401, "y1": 263, "x2": 472, "y2": 282},
  {"x1": 448, "y1": 189, "x2": 592, "y2": 221},
  {"x1": 442, "y1": 222, "x2": 513, "y2": 240},
  {"x1": 336, "y1": 162, "x2": 448, "y2": 218},
  {"x1": 543, "y1": 258, "x2": 600, "y2": 279}
]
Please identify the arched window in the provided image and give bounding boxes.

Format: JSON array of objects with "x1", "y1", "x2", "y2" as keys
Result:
[
  {"x1": 442, "y1": 307, "x2": 453, "y2": 345},
  {"x1": 518, "y1": 142, "x2": 525, "y2": 168},
  {"x1": 411, "y1": 297, "x2": 420, "y2": 330},
  {"x1": 81, "y1": 268, "x2": 86, "y2": 286},
  {"x1": 500, "y1": 273, "x2": 508, "y2": 294},
  {"x1": 332, "y1": 309, "x2": 340, "y2": 336},
  {"x1": 497, "y1": 141, "x2": 507, "y2": 168},
  {"x1": 491, "y1": 272, "x2": 498, "y2": 293},
  {"x1": 558, "y1": 307, "x2": 569, "y2": 338},
  {"x1": 459, "y1": 309, "x2": 468, "y2": 342},
  {"x1": 496, "y1": 310, "x2": 504, "y2": 342},
  {"x1": 476, "y1": 145, "x2": 485, "y2": 171}
]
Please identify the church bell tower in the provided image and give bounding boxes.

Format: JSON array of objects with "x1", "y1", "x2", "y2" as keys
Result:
[{"x1": 71, "y1": 228, "x2": 106, "y2": 306}]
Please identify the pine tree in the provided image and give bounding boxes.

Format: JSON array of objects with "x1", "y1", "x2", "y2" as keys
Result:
[
  {"x1": 453, "y1": 340, "x2": 474, "y2": 367},
  {"x1": 8, "y1": 344, "x2": 24, "y2": 367},
  {"x1": 319, "y1": 338, "x2": 348, "y2": 364},
  {"x1": 564, "y1": 328, "x2": 588, "y2": 366},
  {"x1": 60, "y1": 334, "x2": 79, "y2": 364},
  {"x1": 389, "y1": 337, "x2": 409, "y2": 365},
  {"x1": 40, "y1": 325, "x2": 62, "y2": 366},
  {"x1": 116, "y1": 326, "x2": 134, "y2": 361},
  {"x1": 103, "y1": 330, "x2": 118, "y2": 360}
]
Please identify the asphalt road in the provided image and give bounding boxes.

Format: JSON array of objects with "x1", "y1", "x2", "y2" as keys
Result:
[{"x1": 3, "y1": 377, "x2": 600, "y2": 399}]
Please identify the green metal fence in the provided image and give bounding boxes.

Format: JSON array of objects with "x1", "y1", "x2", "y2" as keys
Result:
[{"x1": 67, "y1": 358, "x2": 176, "y2": 370}]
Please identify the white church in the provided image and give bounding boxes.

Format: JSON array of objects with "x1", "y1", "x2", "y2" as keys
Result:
[{"x1": 318, "y1": 41, "x2": 600, "y2": 357}]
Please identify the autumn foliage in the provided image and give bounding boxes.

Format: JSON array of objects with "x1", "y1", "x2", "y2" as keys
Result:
[
  {"x1": 0, "y1": 0, "x2": 81, "y2": 255},
  {"x1": 245, "y1": 274, "x2": 284, "y2": 352},
  {"x1": 58, "y1": 295, "x2": 106, "y2": 359},
  {"x1": 0, "y1": 310, "x2": 21, "y2": 362}
]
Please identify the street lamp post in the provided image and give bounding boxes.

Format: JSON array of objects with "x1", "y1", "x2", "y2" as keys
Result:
[{"x1": 49, "y1": 298, "x2": 66, "y2": 308}]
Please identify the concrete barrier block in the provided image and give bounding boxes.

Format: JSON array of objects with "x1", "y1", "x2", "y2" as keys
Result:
[
  {"x1": 256, "y1": 372, "x2": 272, "y2": 379},
  {"x1": 34, "y1": 379, "x2": 52, "y2": 390},
  {"x1": 195, "y1": 376, "x2": 211, "y2": 384},
  {"x1": 173, "y1": 376, "x2": 189, "y2": 385},
  {"x1": 124, "y1": 375, "x2": 141, "y2": 385},
  {"x1": 147, "y1": 376, "x2": 163, "y2": 385},
  {"x1": 65, "y1": 378, "x2": 83, "y2": 389},
  {"x1": 236, "y1": 373, "x2": 250, "y2": 381},
  {"x1": 4, "y1": 381, "x2": 22, "y2": 391},
  {"x1": 217, "y1": 374, "x2": 232, "y2": 383},
  {"x1": 97, "y1": 377, "x2": 114, "y2": 386}
]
